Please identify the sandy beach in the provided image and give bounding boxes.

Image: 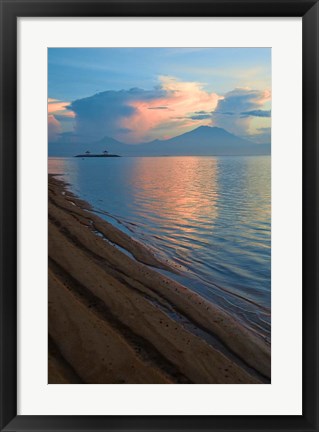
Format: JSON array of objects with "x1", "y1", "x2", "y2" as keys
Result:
[{"x1": 48, "y1": 175, "x2": 270, "y2": 384}]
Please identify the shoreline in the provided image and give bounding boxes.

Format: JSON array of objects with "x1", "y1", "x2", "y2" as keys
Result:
[{"x1": 48, "y1": 174, "x2": 271, "y2": 384}]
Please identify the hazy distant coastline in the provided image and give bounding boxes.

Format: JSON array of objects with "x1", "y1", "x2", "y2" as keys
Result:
[{"x1": 49, "y1": 126, "x2": 271, "y2": 157}]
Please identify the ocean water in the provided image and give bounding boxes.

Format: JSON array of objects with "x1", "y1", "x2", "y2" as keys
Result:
[{"x1": 49, "y1": 156, "x2": 271, "y2": 340}]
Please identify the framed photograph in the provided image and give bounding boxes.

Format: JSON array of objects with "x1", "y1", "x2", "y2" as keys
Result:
[{"x1": 0, "y1": 0, "x2": 318, "y2": 431}]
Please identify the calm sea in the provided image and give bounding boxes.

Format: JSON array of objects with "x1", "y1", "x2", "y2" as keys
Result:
[{"x1": 49, "y1": 156, "x2": 271, "y2": 340}]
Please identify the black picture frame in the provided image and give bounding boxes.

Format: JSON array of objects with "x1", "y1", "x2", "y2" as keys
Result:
[{"x1": 1, "y1": 0, "x2": 318, "y2": 431}]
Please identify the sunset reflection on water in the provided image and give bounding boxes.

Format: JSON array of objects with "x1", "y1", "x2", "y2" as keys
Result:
[
  {"x1": 130, "y1": 157, "x2": 219, "y2": 239},
  {"x1": 48, "y1": 157, "x2": 68, "y2": 175}
]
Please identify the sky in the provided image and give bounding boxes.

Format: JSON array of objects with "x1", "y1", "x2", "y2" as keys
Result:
[{"x1": 48, "y1": 48, "x2": 271, "y2": 144}]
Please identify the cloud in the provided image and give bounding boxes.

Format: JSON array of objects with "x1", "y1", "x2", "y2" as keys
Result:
[
  {"x1": 147, "y1": 106, "x2": 169, "y2": 110},
  {"x1": 189, "y1": 114, "x2": 212, "y2": 120},
  {"x1": 241, "y1": 109, "x2": 271, "y2": 118},
  {"x1": 214, "y1": 111, "x2": 235, "y2": 116},
  {"x1": 246, "y1": 126, "x2": 271, "y2": 144},
  {"x1": 121, "y1": 76, "x2": 221, "y2": 141},
  {"x1": 212, "y1": 88, "x2": 271, "y2": 136},
  {"x1": 68, "y1": 77, "x2": 221, "y2": 143},
  {"x1": 48, "y1": 99, "x2": 74, "y2": 116},
  {"x1": 194, "y1": 110, "x2": 209, "y2": 114},
  {"x1": 48, "y1": 114, "x2": 61, "y2": 141},
  {"x1": 215, "y1": 88, "x2": 270, "y2": 113},
  {"x1": 69, "y1": 87, "x2": 164, "y2": 143},
  {"x1": 48, "y1": 98, "x2": 75, "y2": 140},
  {"x1": 54, "y1": 114, "x2": 75, "y2": 122},
  {"x1": 49, "y1": 81, "x2": 271, "y2": 143}
]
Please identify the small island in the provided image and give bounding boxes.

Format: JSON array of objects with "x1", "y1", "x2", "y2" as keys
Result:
[{"x1": 75, "y1": 150, "x2": 120, "y2": 158}]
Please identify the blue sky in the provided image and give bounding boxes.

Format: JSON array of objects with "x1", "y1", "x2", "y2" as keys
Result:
[{"x1": 48, "y1": 48, "x2": 271, "y2": 144}]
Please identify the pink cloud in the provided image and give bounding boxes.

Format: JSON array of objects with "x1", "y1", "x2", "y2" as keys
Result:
[
  {"x1": 48, "y1": 99, "x2": 75, "y2": 117},
  {"x1": 48, "y1": 98, "x2": 76, "y2": 140},
  {"x1": 121, "y1": 76, "x2": 221, "y2": 142}
]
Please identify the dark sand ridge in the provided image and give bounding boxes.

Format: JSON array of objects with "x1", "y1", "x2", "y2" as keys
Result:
[{"x1": 48, "y1": 175, "x2": 271, "y2": 384}]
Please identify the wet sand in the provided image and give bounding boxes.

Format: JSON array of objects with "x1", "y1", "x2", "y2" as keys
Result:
[{"x1": 48, "y1": 175, "x2": 271, "y2": 384}]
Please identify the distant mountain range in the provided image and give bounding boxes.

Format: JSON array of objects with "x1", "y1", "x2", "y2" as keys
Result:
[{"x1": 49, "y1": 126, "x2": 270, "y2": 157}]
